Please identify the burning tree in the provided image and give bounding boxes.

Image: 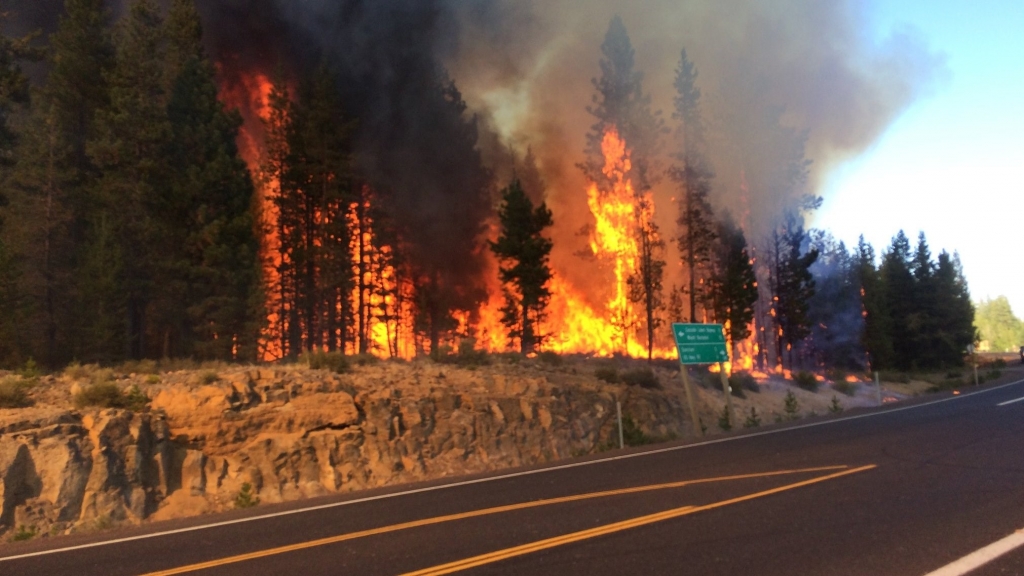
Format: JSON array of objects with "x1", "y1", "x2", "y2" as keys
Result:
[
  {"x1": 581, "y1": 16, "x2": 666, "y2": 356},
  {"x1": 490, "y1": 177, "x2": 554, "y2": 354}
]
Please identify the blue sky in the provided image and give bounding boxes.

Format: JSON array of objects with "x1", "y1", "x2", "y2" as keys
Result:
[{"x1": 814, "y1": 1, "x2": 1024, "y2": 315}]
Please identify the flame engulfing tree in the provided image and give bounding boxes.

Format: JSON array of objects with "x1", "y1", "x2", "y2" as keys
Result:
[
  {"x1": 489, "y1": 177, "x2": 553, "y2": 354},
  {"x1": 582, "y1": 16, "x2": 666, "y2": 355}
]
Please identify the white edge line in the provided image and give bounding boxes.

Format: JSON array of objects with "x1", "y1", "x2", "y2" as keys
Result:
[
  {"x1": 923, "y1": 529, "x2": 1024, "y2": 576},
  {"x1": 3, "y1": 377, "x2": 1023, "y2": 563},
  {"x1": 997, "y1": 395, "x2": 1024, "y2": 406}
]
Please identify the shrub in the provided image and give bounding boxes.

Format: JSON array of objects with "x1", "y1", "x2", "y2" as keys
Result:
[
  {"x1": 18, "y1": 358, "x2": 41, "y2": 379},
  {"x1": 124, "y1": 385, "x2": 150, "y2": 412},
  {"x1": 881, "y1": 371, "x2": 911, "y2": 384},
  {"x1": 301, "y1": 350, "x2": 350, "y2": 374},
  {"x1": 743, "y1": 407, "x2": 761, "y2": 428},
  {"x1": 351, "y1": 353, "x2": 380, "y2": 367},
  {"x1": 199, "y1": 371, "x2": 220, "y2": 385},
  {"x1": 537, "y1": 351, "x2": 563, "y2": 366},
  {"x1": 783, "y1": 390, "x2": 800, "y2": 421},
  {"x1": 730, "y1": 383, "x2": 745, "y2": 399},
  {"x1": 621, "y1": 368, "x2": 660, "y2": 389},
  {"x1": 621, "y1": 415, "x2": 653, "y2": 447},
  {"x1": 12, "y1": 525, "x2": 38, "y2": 542},
  {"x1": 730, "y1": 372, "x2": 759, "y2": 394},
  {"x1": 717, "y1": 405, "x2": 732, "y2": 431},
  {"x1": 992, "y1": 358, "x2": 1007, "y2": 369},
  {"x1": 793, "y1": 371, "x2": 819, "y2": 392},
  {"x1": 828, "y1": 395, "x2": 843, "y2": 414},
  {"x1": 825, "y1": 368, "x2": 847, "y2": 384},
  {"x1": 833, "y1": 380, "x2": 858, "y2": 397},
  {"x1": 594, "y1": 367, "x2": 620, "y2": 384},
  {"x1": 74, "y1": 382, "x2": 129, "y2": 409},
  {"x1": 0, "y1": 377, "x2": 32, "y2": 408},
  {"x1": 234, "y1": 482, "x2": 259, "y2": 509}
]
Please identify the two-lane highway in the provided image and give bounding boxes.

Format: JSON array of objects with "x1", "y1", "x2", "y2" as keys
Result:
[{"x1": 4, "y1": 374, "x2": 1024, "y2": 576}]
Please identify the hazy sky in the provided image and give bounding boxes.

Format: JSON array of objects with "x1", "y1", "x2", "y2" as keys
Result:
[{"x1": 814, "y1": 0, "x2": 1024, "y2": 315}]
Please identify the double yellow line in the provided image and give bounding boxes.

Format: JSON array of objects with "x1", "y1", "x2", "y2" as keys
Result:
[
  {"x1": 142, "y1": 465, "x2": 873, "y2": 576},
  {"x1": 403, "y1": 465, "x2": 876, "y2": 575}
]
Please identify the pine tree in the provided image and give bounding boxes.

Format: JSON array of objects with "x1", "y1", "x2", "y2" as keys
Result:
[
  {"x1": 671, "y1": 49, "x2": 716, "y2": 321},
  {"x1": 583, "y1": 17, "x2": 665, "y2": 353},
  {"x1": 159, "y1": 0, "x2": 261, "y2": 360},
  {"x1": 0, "y1": 14, "x2": 36, "y2": 364},
  {"x1": 856, "y1": 236, "x2": 893, "y2": 370},
  {"x1": 490, "y1": 177, "x2": 554, "y2": 354},
  {"x1": 275, "y1": 64, "x2": 355, "y2": 355},
  {"x1": 805, "y1": 232, "x2": 863, "y2": 369},
  {"x1": 933, "y1": 251, "x2": 975, "y2": 366},
  {"x1": 581, "y1": 16, "x2": 663, "y2": 193},
  {"x1": 909, "y1": 232, "x2": 938, "y2": 367},
  {"x1": 87, "y1": 0, "x2": 170, "y2": 360},
  {"x1": 708, "y1": 212, "x2": 758, "y2": 355},
  {"x1": 880, "y1": 230, "x2": 916, "y2": 370},
  {"x1": 774, "y1": 212, "x2": 818, "y2": 368}
]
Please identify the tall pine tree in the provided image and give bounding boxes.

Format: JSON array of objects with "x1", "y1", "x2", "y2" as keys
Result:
[
  {"x1": 708, "y1": 213, "x2": 758, "y2": 357},
  {"x1": 159, "y1": 0, "x2": 262, "y2": 360},
  {"x1": 489, "y1": 177, "x2": 554, "y2": 354},
  {"x1": 87, "y1": 0, "x2": 169, "y2": 360},
  {"x1": 671, "y1": 48, "x2": 716, "y2": 322},
  {"x1": 856, "y1": 236, "x2": 894, "y2": 370}
]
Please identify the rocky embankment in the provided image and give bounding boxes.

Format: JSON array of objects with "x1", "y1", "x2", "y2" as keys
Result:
[{"x1": 0, "y1": 359, "x2": 693, "y2": 541}]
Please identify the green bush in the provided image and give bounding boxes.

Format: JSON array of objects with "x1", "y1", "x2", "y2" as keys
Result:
[
  {"x1": 12, "y1": 525, "x2": 38, "y2": 542},
  {"x1": 881, "y1": 371, "x2": 911, "y2": 384},
  {"x1": 74, "y1": 382, "x2": 129, "y2": 409},
  {"x1": 301, "y1": 350, "x2": 350, "y2": 374},
  {"x1": 0, "y1": 377, "x2": 33, "y2": 408},
  {"x1": 783, "y1": 390, "x2": 800, "y2": 421},
  {"x1": 621, "y1": 368, "x2": 660, "y2": 389},
  {"x1": 717, "y1": 405, "x2": 732, "y2": 431},
  {"x1": 833, "y1": 380, "x2": 858, "y2": 397},
  {"x1": 594, "y1": 367, "x2": 620, "y2": 384},
  {"x1": 537, "y1": 351, "x2": 563, "y2": 366},
  {"x1": 793, "y1": 371, "x2": 819, "y2": 392},
  {"x1": 199, "y1": 370, "x2": 220, "y2": 385},
  {"x1": 621, "y1": 415, "x2": 653, "y2": 446},
  {"x1": 825, "y1": 368, "x2": 847, "y2": 384},
  {"x1": 234, "y1": 482, "x2": 260, "y2": 509},
  {"x1": 124, "y1": 385, "x2": 150, "y2": 412},
  {"x1": 18, "y1": 358, "x2": 41, "y2": 379},
  {"x1": 351, "y1": 353, "x2": 381, "y2": 366},
  {"x1": 828, "y1": 395, "x2": 843, "y2": 414},
  {"x1": 730, "y1": 372, "x2": 760, "y2": 394},
  {"x1": 743, "y1": 407, "x2": 761, "y2": 428},
  {"x1": 992, "y1": 358, "x2": 1007, "y2": 369}
]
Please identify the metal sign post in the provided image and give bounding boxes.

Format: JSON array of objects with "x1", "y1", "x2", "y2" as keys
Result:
[{"x1": 672, "y1": 323, "x2": 732, "y2": 434}]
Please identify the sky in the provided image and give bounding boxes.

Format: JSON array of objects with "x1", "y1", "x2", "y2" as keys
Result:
[{"x1": 814, "y1": 0, "x2": 1024, "y2": 315}]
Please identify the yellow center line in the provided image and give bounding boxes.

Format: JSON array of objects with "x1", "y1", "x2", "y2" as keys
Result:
[
  {"x1": 139, "y1": 465, "x2": 852, "y2": 576},
  {"x1": 402, "y1": 464, "x2": 878, "y2": 576}
]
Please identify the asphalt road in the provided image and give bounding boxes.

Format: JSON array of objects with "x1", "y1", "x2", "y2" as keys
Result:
[{"x1": 3, "y1": 370, "x2": 1024, "y2": 576}]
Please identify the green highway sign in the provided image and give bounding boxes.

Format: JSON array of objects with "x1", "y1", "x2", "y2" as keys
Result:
[{"x1": 672, "y1": 323, "x2": 729, "y2": 365}]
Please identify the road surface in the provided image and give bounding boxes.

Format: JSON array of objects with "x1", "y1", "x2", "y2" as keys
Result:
[{"x1": 3, "y1": 371, "x2": 1024, "y2": 576}]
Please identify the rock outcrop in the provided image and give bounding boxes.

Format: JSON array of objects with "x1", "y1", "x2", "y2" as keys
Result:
[{"x1": 0, "y1": 360, "x2": 693, "y2": 540}]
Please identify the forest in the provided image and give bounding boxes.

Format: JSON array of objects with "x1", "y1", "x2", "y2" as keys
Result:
[{"x1": 0, "y1": 0, "x2": 976, "y2": 373}]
